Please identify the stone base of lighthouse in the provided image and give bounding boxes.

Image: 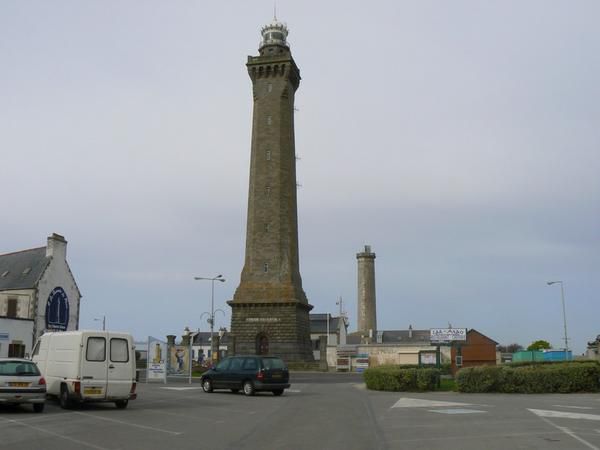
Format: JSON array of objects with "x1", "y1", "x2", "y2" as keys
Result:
[{"x1": 228, "y1": 300, "x2": 314, "y2": 363}]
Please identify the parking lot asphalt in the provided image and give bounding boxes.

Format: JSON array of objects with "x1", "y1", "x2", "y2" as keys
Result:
[{"x1": 1, "y1": 373, "x2": 599, "y2": 450}]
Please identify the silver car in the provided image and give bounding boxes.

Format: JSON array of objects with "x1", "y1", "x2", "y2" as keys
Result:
[{"x1": 0, "y1": 358, "x2": 46, "y2": 412}]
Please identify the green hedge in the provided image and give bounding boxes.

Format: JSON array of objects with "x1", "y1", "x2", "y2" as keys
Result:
[
  {"x1": 364, "y1": 365, "x2": 441, "y2": 391},
  {"x1": 456, "y1": 362, "x2": 600, "y2": 393}
]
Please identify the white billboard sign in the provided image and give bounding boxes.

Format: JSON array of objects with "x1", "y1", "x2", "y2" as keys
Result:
[
  {"x1": 430, "y1": 328, "x2": 467, "y2": 342},
  {"x1": 147, "y1": 337, "x2": 167, "y2": 383}
]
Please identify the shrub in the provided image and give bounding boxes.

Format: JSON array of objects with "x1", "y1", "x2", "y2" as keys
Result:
[
  {"x1": 364, "y1": 365, "x2": 441, "y2": 391},
  {"x1": 456, "y1": 361, "x2": 600, "y2": 393}
]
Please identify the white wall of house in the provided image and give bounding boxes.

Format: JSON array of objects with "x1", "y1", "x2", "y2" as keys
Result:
[
  {"x1": 0, "y1": 318, "x2": 34, "y2": 357},
  {"x1": 35, "y1": 254, "x2": 80, "y2": 341}
]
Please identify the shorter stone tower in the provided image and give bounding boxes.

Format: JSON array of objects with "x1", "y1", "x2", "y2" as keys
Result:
[{"x1": 357, "y1": 245, "x2": 377, "y2": 338}]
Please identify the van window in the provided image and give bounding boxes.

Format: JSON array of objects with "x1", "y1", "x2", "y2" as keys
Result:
[
  {"x1": 86, "y1": 337, "x2": 106, "y2": 362},
  {"x1": 262, "y1": 357, "x2": 285, "y2": 370},
  {"x1": 229, "y1": 358, "x2": 243, "y2": 371},
  {"x1": 110, "y1": 338, "x2": 129, "y2": 363},
  {"x1": 242, "y1": 358, "x2": 257, "y2": 370},
  {"x1": 32, "y1": 341, "x2": 40, "y2": 357}
]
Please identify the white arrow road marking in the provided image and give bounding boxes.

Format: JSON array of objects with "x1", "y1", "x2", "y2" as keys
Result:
[
  {"x1": 287, "y1": 389, "x2": 302, "y2": 393},
  {"x1": 392, "y1": 398, "x2": 473, "y2": 408},
  {"x1": 160, "y1": 387, "x2": 204, "y2": 391},
  {"x1": 553, "y1": 405, "x2": 594, "y2": 410},
  {"x1": 528, "y1": 409, "x2": 600, "y2": 421}
]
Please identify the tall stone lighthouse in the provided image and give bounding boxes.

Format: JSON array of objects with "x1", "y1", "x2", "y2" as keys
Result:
[
  {"x1": 228, "y1": 18, "x2": 314, "y2": 362},
  {"x1": 357, "y1": 245, "x2": 377, "y2": 339}
]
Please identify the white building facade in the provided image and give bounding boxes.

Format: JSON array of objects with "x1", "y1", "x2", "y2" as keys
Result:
[{"x1": 0, "y1": 233, "x2": 81, "y2": 356}]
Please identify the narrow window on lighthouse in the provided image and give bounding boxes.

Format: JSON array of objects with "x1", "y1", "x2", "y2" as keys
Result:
[
  {"x1": 263, "y1": 263, "x2": 269, "y2": 273},
  {"x1": 264, "y1": 223, "x2": 270, "y2": 232},
  {"x1": 267, "y1": 115, "x2": 272, "y2": 125},
  {"x1": 266, "y1": 150, "x2": 271, "y2": 160},
  {"x1": 266, "y1": 186, "x2": 271, "y2": 196},
  {"x1": 267, "y1": 83, "x2": 273, "y2": 93}
]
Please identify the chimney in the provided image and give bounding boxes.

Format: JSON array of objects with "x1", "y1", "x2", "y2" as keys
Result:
[{"x1": 46, "y1": 233, "x2": 67, "y2": 260}]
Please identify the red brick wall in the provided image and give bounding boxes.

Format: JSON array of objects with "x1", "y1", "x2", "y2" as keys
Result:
[{"x1": 451, "y1": 330, "x2": 497, "y2": 375}]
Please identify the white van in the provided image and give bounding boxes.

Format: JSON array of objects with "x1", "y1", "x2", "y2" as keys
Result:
[{"x1": 32, "y1": 330, "x2": 137, "y2": 409}]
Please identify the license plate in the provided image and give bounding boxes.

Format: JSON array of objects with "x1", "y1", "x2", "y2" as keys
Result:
[
  {"x1": 84, "y1": 387, "x2": 103, "y2": 395},
  {"x1": 9, "y1": 382, "x2": 30, "y2": 387},
  {"x1": 272, "y1": 373, "x2": 282, "y2": 379}
]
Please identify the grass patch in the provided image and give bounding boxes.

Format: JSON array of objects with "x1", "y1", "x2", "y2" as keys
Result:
[{"x1": 437, "y1": 378, "x2": 457, "y2": 391}]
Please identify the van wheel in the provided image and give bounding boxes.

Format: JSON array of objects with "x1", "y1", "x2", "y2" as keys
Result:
[
  {"x1": 202, "y1": 379, "x2": 213, "y2": 393},
  {"x1": 272, "y1": 389, "x2": 284, "y2": 396},
  {"x1": 243, "y1": 381, "x2": 255, "y2": 396},
  {"x1": 115, "y1": 400, "x2": 128, "y2": 409},
  {"x1": 33, "y1": 403, "x2": 45, "y2": 413},
  {"x1": 59, "y1": 385, "x2": 71, "y2": 409}
]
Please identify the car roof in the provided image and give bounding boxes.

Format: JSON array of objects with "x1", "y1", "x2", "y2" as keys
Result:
[{"x1": 0, "y1": 358, "x2": 35, "y2": 363}]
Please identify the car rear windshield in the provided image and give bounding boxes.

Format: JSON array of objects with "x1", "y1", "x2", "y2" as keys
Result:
[
  {"x1": 261, "y1": 358, "x2": 285, "y2": 370},
  {"x1": 0, "y1": 361, "x2": 41, "y2": 376}
]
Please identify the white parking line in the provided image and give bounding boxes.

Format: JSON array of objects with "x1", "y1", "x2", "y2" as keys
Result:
[
  {"x1": 160, "y1": 387, "x2": 204, "y2": 391},
  {"x1": 73, "y1": 411, "x2": 183, "y2": 435},
  {"x1": 0, "y1": 417, "x2": 109, "y2": 450},
  {"x1": 429, "y1": 408, "x2": 487, "y2": 415},
  {"x1": 535, "y1": 416, "x2": 599, "y2": 450},
  {"x1": 553, "y1": 405, "x2": 594, "y2": 410}
]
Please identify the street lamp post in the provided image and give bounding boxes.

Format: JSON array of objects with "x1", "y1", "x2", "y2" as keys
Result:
[
  {"x1": 194, "y1": 275, "x2": 225, "y2": 361},
  {"x1": 546, "y1": 280, "x2": 569, "y2": 357},
  {"x1": 94, "y1": 315, "x2": 106, "y2": 331}
]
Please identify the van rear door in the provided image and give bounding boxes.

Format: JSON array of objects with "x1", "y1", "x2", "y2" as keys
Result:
[
  {"x1": 106, "y1": 334, "x2": 134, "y2": 399},
  {"x1": 81, "y1": 334, "x2": 109, "y2": 399}
]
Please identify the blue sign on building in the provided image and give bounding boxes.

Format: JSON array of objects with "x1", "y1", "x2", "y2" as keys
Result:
[{"x1": 45, "y1": 287, "x2": 69, "y2": 331}]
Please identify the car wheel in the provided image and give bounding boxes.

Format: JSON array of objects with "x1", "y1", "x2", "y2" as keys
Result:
[
  {"x1": 115, "y1": 400, "x2": 128, "y2": 409},
  {"x1": 33, "y1": 403, "x2": 45, "y2": 413},
  {"x1": 230, "y1": 389, "x2": 239, "y2": 394},
  {"x1": 202, "y1": 378, "x2": 213, "y2": 393},
  {"x1": 272, "y1": 389, "x2": 284, "y2": 396},
  {"x1": 59, "y1": 385, "x2": 71, "y2": 409},
  {"x1": 243, "y1": 381, "x2": 255, "y2": 396}
]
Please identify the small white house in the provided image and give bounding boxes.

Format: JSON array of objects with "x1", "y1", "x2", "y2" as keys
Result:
[
  {"x1": 0, "y1": 233, "x2": 81, "y2": 357},
  {"x1": 310, "y1": 314, "x2": 348, "y2": 360}
]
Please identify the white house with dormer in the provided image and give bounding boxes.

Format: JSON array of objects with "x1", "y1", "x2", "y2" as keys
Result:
[{"x1": 0, "y1": 233, "x2": 81, "y2": 357}]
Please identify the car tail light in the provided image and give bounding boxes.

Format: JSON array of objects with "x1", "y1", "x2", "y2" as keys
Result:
[
  {"x1": 73, "y1": 381, "x2": 81, "y2": 394},
  {"x1": 38, "y1": 377, "x2": 46, "y2": 386},
  {"x1": 130, "y1": 383, "x2": 137, "y2": 394},
  {"x1": 257, "y1": 369, "x2": 265, "y2": 381}
]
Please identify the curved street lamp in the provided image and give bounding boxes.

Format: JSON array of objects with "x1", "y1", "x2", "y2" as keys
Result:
[
  {"x1": 194, "y1": 275, "x2": 226, "y2": 360},
  {"x1": 546, "y1": 280, "x2": 569, "y2": 357}
]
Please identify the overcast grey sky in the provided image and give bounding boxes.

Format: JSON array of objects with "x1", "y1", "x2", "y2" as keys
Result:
[{"x1": 2, "y1": 1, "x2": 598, "y2": 353}]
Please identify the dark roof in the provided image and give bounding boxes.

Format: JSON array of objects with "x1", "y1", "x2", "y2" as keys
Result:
[
  {"x1": 310, "y1": 313, "x2": 343, "y2": 334},
  {"x1": 381, "y1": 329, "x2": 431, "y2": 343},
  {"x1": 0, "y1": 247, "x2": 50, "y2": 290},
  {"x1": 346, "y1": 329, "x2": 432, "y2": 345},
  {"x1": 467, "y1": 329, "x2": 499, "y2": 345}
]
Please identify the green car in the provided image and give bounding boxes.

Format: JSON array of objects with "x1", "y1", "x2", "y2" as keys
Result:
[{"x1": 201, "y1": 356, "x2": 290, "y2": 396}]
